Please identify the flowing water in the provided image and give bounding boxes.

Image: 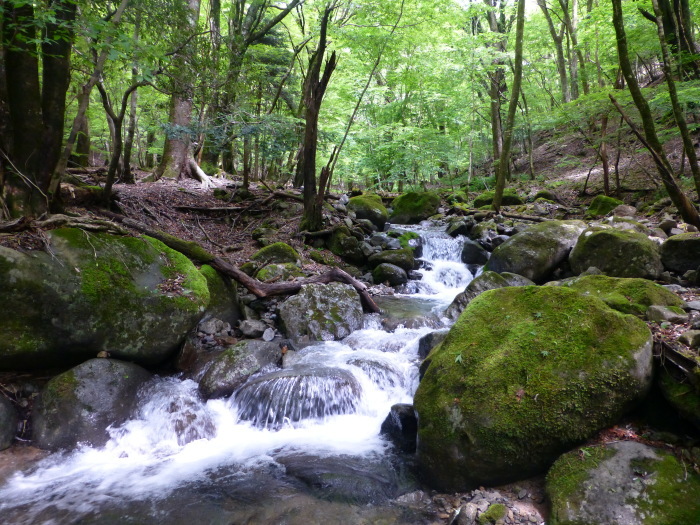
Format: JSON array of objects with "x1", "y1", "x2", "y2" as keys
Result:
[{"x1": 0, "y1": 225, "x2": 473, "y2": 525}]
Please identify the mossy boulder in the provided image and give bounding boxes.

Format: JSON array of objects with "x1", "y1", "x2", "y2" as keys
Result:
[
  {"x1": 660, "y1": 232, "x2": 700, "y2": 273},
  {"x1": 347, "y1": 193, "x2": 389, "y2": 230},
  {"x1": 200, "y1": 264, "x2": 240, "y2": 326},
  {"x1": 415, "y1": 286, "x2": 653, "y2": 490},
  {"x1": 484, "y1": 220, "x2": 586, "y2": 283},
  {"x1": 255, "y1": 263, "x2": 305, "y2": 282},
  {"x1": 32, "y1": 358, "x2": 151, "y2": 450},
  {"x1": 473, "y1": 189, "x2": 523, "y2": 208},
  {"x1": 372, "y1": 263, "x2": 408, "y2": 286},
  {"x1": 461, "y1": 238, "x2": 490, "y2": 265},
  {"x1": 0, "y1": 228, "x2": 209, "y2": 369},
  {"x1": 279, "y1": 283, "x2": 363, "y2": 341},
  {"x1": 367, "y1": 248, "x2": 415, "y2": 272},
  {"x1": 250, "y1": 242, "x2": 300, "y2": 267},
  {"x1": 444, "y1": 271, "x2": 534, "y2": 321},
  {"x1": 0, "y1": 395, "x2": 17, "y2": 450},
  {"x1": 198, "y1": 344, "x2": 261, "y2": 400},
  {"x1": 547, "y1": 441, "x2": 700, "y2": 525},
  {"x1": 570, "y1": 227, "x2": 663, "y2": 279},
  {"x1": 585, "y1": 195, "x2": 624, "y2": 217},
  {"x1": 326, "y1": 226, "x2": 365, "y2": 265},
  {"x1": 558, "y1": 274, "x2": 684, "y2": 317},
  {"x1": 389, "y1": 192, "x2": 441, "y2": 224}
]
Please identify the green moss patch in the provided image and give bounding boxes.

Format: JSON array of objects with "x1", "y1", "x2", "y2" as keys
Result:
[{"x1": 586, "y1": 195, "x2": 623, "y2": 217}]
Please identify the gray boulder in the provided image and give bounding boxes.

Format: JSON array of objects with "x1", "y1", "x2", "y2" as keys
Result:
[
  {"x1": 460, "y1": 238, "x2": 489, "y2": 265},
  {"x1": 0, "y1": 395, "x2": 17, "y2": 450},
  {"x1": 32, "y1": 358, "x2": 151, "y2": 450},
  {"x1": 279, "y1": 283, "x2": 363, "y2": 341},
  {"x1": 660, "y1": 232, "x2": 700, "y2": 273},
  {"x1": 547, "y1": 441, "x2": 700, "y2": 524},
  {"x1": 444, "y1": 271, "x2": 535, "y2": 321},
  {"x1": 198, "y1": 343, "x2": 261, "y2": 399},
  {"x1": 0, "y1": 228, "x2": 209, "y2": 369},
  {"x1": 484, "y1": 220, "x2": 586, "y2": 283},
  {"x1": 570, "y1": 227, "x2": 663, "y2": 279}
]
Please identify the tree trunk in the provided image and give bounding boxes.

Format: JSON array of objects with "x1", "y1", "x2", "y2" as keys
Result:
[
  {"x1": 538, "y1": 0, "x2": 570, "y2": 103},
  {"x1": 611, "y1": 0, "x2": 700, "y2": 227}
]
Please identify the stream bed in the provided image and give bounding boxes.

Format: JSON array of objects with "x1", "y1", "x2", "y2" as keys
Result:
[{"x1": 0, "y1": 225, "x2": 474, "y2": 524}]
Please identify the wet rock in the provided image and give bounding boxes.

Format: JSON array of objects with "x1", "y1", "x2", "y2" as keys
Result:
[
  {"x1": 368, "y1": 248, "x2": 415, "y2": 272},
  {"x1": 461, "y1": 238, "x2": 489, "y2": 265},
  {"x1": 0, "y1": 395, "x2": 17, "y2": 450},
  {"x1": 445, "y1": 271, "x2": 534, "y2": 321},
  {"x1": 547, "y1": 441, "x2": 700, "y2": 524},
  {"x1": 32, "y1": 358, "x2": 151, "y2": 450},
  {"x1": 380, "y1": 403, "x2": 418, "y2": 453},
  {"x1": 485, "y1": 220, "x2": 585, "y2": 283},
  {"x1": 279, "y1": 283, "x2": 363, "y2": 342},
  {"x1": 446, "y1": 218, "x2": 475, "y2": 238},
  {"x1": 198, "y1": 344, "x2": 261, "y2": 399},
  {"x1": 417, "y1": 329, "x2": 449, "y2": 360},
  {"x1": 570, "y1": 227, "x2": 663, "y2": 279},
  {"x1": 372, "y1": 263, "x2": 408, "y2": 287},
  {"x1": 415, "y1": 286, "x2": 653, "y2": 490}
]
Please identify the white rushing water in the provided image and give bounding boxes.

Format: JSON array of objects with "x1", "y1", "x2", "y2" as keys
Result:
[{"x1": 0, "y1": 225, "x2": 474, "y2": 523}]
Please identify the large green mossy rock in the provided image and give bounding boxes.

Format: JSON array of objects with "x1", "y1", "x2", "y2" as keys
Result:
[
  {"x1": 200, "y1": 264, "x2": 240, "y2": 326},
  {"x1": 585, "y1": 195, "x2": 623, "y2": 217},
  {"x1": 660, "y1": 232, "x2": 700, "y2": 273},
  {"x1": 0, "y1": 228, "x2": 209, "y2": 369},
  {"x1": 367, "y1": 248, "x2": 415, "y2": 272},
  {"x1": 32, "y1": 358, "x2": 151, "y2": 450},
  {"x1": 279, "y1": 283, "x2": 363, "y2": 341},
  {"x1": 326, "y1": 226, "x2": 365, "y2": 265},
  {"x1": 547, "y1": 441, "x2": 700, "y2": 525},
  {"x1": 415, "y1": 286, "x2": 653, "y2": 491},
  {"x1": 484, "y1": 220, "x2": 586, "y2": 283},
  {"x1": 347, "y1": 194, "x2": 389, "y2": 230},
  {"x1": 389, "y1": 192, "x2": 441, "y2": 224},
  {"x1": 558, "y1": 274, "x2": 684, "y2": 317},
  {"x1": 444, "y1": 271, "x2": 534, "y2": 321},
  {"x1": 250, "y1": 242, "x2": 300, "y2": 266},
  {"x1": 473, "y1": 189, "x2": 523, "y2": 208},
  {"x1": 570, "y1": 227, "x2": 663, "y2": 279}
]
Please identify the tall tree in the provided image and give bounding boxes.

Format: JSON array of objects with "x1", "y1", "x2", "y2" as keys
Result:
[
  {"x1": 1, "y1": 0, "x2": 77, "y2": 217},
  {"x1": 298, "y1": 2, "x2": 337, "y2": 232}
]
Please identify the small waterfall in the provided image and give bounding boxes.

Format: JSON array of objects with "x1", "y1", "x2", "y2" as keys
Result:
[{"x1": 233, "y1": 367, "x2": 362, "y2": 429}]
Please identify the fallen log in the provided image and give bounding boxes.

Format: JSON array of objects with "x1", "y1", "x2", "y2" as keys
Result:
[{"x1": 98, "y1": 211, "x2": 380, "y2": 313}]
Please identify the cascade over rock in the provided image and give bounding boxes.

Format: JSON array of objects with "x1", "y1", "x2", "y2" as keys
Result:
[
  {"x1": 415, "y1": 286, "x2": 653, "y2": 490},
  {"x1": 0, "y1": 228, "x2": 209, "y2": 369},
  {"x1": 484, "y1": 220, "x2": 586, "y2": 283},
  {"x1": 32, "y1": 358, "x2": 152, "y2": 450}
]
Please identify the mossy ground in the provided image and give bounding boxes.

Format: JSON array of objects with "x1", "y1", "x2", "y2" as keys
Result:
[{"x1": 415, "y1": 286, "x2": 651, "y2": 486}]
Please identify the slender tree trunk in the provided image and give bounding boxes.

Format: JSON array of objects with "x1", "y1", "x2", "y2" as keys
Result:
[
  {"x1": 611, "y1": 0, "x2": 700, "y2": 227},
  {"x1": 493, "y1": 0, "x2": 526, "y2": 211},
  {"x1": 538, "y1": 0, "x2": 570, "y2": 103},
  {"x1": 122, "y1": 19, "x2": 141, "y2": 184}
]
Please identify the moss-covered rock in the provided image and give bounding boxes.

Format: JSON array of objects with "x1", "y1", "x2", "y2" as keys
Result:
[
  {"x1": 347, "y1": 193, "x2": 389, "y2": 230},
  {"x1": 32, "y1": 358, "x2": 151, "y2": 450},
  {"x1": 200, "y1": 265, "x2": 240, "y2": 326},
  {"x1": 547, "y1": 441, "x2": 700, "y2": 524},
  {"x1": 444, "y1": 271, "x2": 534, "y2": 321},
  {"x1": 570, "y1": 227, "x2": 663, "y2": 279},
  {"x1": 367, "y1": 248, "x2": 415, "y2": 272},
  {"x1": 308, "y1": 249, "x2": 336, "y2": 266},
  {"x1": 255, "y1": 263, "x2": 305, "y2": 282},
  {"x1": 0, "y1": 228, "x2": 209, "y2": 369},
  {"x1": 372, "y1": 263, "x2": 408, "y2": 286},
  {"x1": 415, "y1": 286, "x2": 653, "y2": 490},
  {"x1": 484, "y1": 220, "x2": 586, "y2": 283},
  {"x1": 660, "y1": 232, "x2": 700, "y2": 273},
  {"x1": 586, "y1": 195, "x2": 624, "y2": 217},
  {"x1": 326, "y1": 226, "x2": 366, "y2": 265},
  {"x1": 250, "y1": 242, "x2": 300, "y2": 266},
  {"x1": 279, "y1": 283, "x2": 363, "y2": 341},
  {"x1": 389, "y1": 192, "x2": 441, "y2": 224},
  {"x1": 473, "y1": 189, "x2": 523, "y2": 208},
  {"x1": 558, "y1": 274, "x2": 684, "y2": 317}
]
